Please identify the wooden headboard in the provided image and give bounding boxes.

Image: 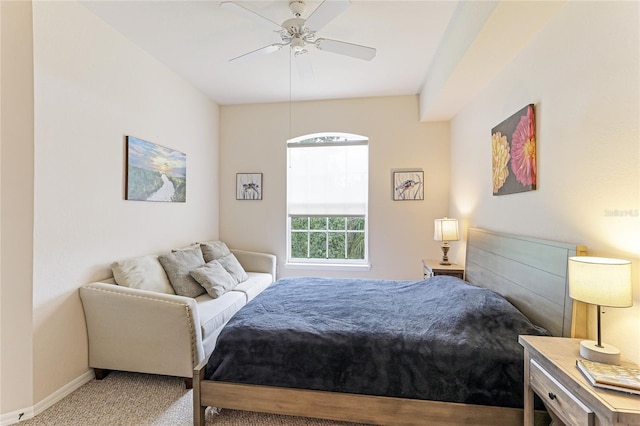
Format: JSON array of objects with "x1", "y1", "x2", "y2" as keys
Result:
[{"x1": 465, "y1": 228, "x2": 587, "y2": 338}]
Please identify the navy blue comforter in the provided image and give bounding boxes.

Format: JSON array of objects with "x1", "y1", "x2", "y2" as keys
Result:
[{"x1": 205, "y1": 276, "x2": 548, "y2": 408}]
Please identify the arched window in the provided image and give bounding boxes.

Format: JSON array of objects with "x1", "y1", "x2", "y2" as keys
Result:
[{"x1": 286, "y1": 132, "x2": 369, "y2": 267}]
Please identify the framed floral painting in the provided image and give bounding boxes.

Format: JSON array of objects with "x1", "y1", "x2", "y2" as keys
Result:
[{"x1": 491, "y1": 104, "x2": 536, "y2": 196}]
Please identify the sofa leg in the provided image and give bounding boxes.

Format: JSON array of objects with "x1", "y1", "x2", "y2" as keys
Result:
[
  {"x1": 94, "y1": 368, "x2": 111, "y2": 380},
  {"x1": 184, "y1": 377, "x2": 193, "y2": 389}
]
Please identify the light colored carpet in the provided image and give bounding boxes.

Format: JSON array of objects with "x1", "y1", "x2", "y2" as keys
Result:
[{"x1": 19, "y1": 371, "x2": 372, "y2": 426}]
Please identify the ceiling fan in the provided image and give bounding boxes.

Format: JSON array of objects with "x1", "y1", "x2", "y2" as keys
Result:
[{"x1": 220, "y1": 0, "x2": 376, "y2": 73}]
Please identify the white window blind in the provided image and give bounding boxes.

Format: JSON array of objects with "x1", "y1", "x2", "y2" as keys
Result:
[{"x1": 287, "y1": 141, "x2": 368, "y2": 216}]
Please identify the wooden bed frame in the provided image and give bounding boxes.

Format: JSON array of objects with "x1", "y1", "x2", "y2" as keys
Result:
[{"x1": 194, "y1": 228, "x2": 587, "y2": 426}]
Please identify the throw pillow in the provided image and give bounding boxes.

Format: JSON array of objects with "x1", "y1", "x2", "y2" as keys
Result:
[
  {"x1": 171, "y1": 243, "x2": 200, "y2": 252},
  {"x1": 158, "y1": 247, "x2": 206, "y2": 297},
  {"x1": 200, "y1": 241, "x2": 249, "y2": 284},
  {"x1": 217, "y1": 253, "x2": 249, "y2": 283},
  {"x1": 111, "y1": 255, "x2": 175, "y2": 295},
  {"x1": 200, "y1": 241, "x2": 231, "y2": 262},
  {"x1": 189, "y1": 260, "x2": 237, "y2": 298}
]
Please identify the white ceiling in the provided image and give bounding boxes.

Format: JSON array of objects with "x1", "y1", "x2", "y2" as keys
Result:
[
  {"x1": 80, "y1": 1, "x2": 568, "y2": 119},
  {"x1": 80, "y1": 1, "x2": 459, "y2": 106}
]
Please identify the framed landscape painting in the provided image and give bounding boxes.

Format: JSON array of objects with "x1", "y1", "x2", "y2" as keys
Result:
[
  {"x1": 236, "y1": 173, "x2": 262, "y2": 200},
  {"x1": 125, "y1": 136, "x2": 186, "y2": 202},
  {"x1": 491, "y1": 104, "x2": 536, "y2": 196}
]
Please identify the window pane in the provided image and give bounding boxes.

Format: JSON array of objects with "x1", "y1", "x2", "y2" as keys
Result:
[
  {"x1": 309, "y1": 232, "x2": 327, "y2": 258},
  {"x1": 310, "y1": 217, "x2": 326, "y2": 230},
  {"x1": 328, "y1": 233, "x2": 345, "y2": 259},
  {"x1": 288, "y1": 144, "x2": 368, "y2": 216},
  {"x1": 287, "y1": 133, "x2": 368, "y2": 264},
  {"x1": 347, "y1": 232, "x2": 365, "y2": 259},
  {"x1": 291, "y1": 232, "x2": 308, "y2": 258},
  {"x1": 328, "y1": 217, "x2": 345, "y2": 230},
  {"x1": 347, "y1": 217, "x2": 365, "y2": 231},
  {"x1": 291, "y1": 217, "x2": 308, "y2": 230}
]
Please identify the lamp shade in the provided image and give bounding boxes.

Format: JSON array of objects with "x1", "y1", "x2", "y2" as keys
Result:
[
  {"x1": 434, "y1": 218, "x2": 459, "y2": 242},
  {"x1": 568, "y1": 256, "x2": 632, "y2": 307}
]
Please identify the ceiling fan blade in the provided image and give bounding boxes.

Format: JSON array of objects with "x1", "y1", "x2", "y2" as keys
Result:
[
  {"x1": 220, "y1": 1, "x2": 283, "y2": 32},
  {"x1": 315, "y1": 38, "x2": 376, "y2": 61},
  {"x1": 294, "y1": 50, "x2": 314, "y2": 81},
  {"x1": 230, "y1": 43, "x2": 286, "y2": 63},
  {"x1": 304, "y1": 0, "x2": 351, "y2": 32}
]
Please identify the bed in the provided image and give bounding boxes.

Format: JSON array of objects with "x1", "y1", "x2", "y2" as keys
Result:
[{"x1": 193, "y1": 228, "x2": 587, "y2": 425}]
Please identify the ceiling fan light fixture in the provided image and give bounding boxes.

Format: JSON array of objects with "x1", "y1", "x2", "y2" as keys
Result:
[
  {"x1": 282, "y1": 18, "x2": 305, "y2": 36},
  {"x1": 222, "y1": 0, "x2": 376, "y2": 65},
  {"x1": 291, "y1": 37, "x2": 306, "y2": 53}
]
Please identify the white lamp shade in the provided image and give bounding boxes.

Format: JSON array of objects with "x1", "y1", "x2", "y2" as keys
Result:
[
  {"x1": 434, "y1": 218, "x2": 459, "y2": 242},
  {"x1": 568, "y1": 256, "x2": 632, "y2": 307}
]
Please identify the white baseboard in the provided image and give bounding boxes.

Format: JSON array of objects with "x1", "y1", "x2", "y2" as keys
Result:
[
  {"x1": 1, "y1": 369, "x2": 94, "y2": 425},
  {"x1": 0, "y1": 408, "x2": 34, "y2": 426}
]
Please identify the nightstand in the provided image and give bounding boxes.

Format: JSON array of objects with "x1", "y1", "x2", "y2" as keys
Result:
[
  {"x1": 422, "y1": 259, "x2": 464, "y2": 280},
  {"x1": 519, "y1": 335, "x2": 640, "y2": 426}
]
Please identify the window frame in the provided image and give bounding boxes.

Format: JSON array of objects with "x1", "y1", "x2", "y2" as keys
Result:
[{"x1": 286, "y1": 133, "x2": 370, "y2": 270}]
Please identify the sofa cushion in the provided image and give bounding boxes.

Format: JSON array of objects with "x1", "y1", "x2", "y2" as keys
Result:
[
  {"x1": 189, "y1": 260, "x2": 236, "y2": 298},
  {"x1": 232, "y1": 272, "x2": 274, "y2": 302},
  {"x1": 111, "y1": 255, "x2": 175, "y2": 295},
  {"x1": 200, "y1": 241, "x2": 231, "y2": 261},
  {"x1": 195, "y1": 291, "x2": 245, "y2": 341},
  {"x1": 158, "y1": 247, "x2": 206, "y2": 297},
  {"x1": 201, "y1": 241, "x2": 249, "y2": 284}
]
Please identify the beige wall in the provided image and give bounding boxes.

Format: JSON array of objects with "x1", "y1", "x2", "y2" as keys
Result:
[
  {"x1": 1, "y1": 0, "x2": 35, "y2": 417},
  {"x1": 449, "y1": 1, "x2": 640, "y2": 364},
  {"x1": 2, "y1": 1, "x2": 220, "y2": 420},
  {"x1": 3, "y1": 0, "x2": 638, "y2": 419},
  {"x1": 220, "y1": 96, "x2": 450, "y2": 280}
]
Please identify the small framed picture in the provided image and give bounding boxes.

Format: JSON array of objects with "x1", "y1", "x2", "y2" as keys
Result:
[
  {"x1": 236, "y1": 173, "x2": 262, "y2": 200},
  {"x1": 393, "y1": 171, "x2": 424, "y2": 201}
]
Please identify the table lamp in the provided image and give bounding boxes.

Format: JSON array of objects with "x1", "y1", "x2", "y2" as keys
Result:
[
  {"x1": 568, "y1": 256, "x2": 632, "y2": 365},
  {"x1": 434, "y1": 217, "x2": 459, "y2": 265}
]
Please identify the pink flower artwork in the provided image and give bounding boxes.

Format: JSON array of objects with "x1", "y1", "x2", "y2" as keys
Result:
[
  {"x1": 510, "y1": 105, "x2": 536, "y2": 186},
  {"x1": 490, "y1": 104, "x2": 536, "y2": 196}
]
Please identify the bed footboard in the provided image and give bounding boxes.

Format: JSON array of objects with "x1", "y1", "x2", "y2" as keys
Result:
[
  {"x1": 195, "y1": 379, "x2": 529, "y2": 426},
  {"x1": 193, "y1": 359, "x2": 207, "y2": 426}
]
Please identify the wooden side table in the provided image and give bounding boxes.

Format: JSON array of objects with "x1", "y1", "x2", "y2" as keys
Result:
[
  {"x1": 422, "y1": 259, "x2": 464, "y2": 280},
  {"x1": 519, "y1": 335, "x2": 640, "y2": 426}
]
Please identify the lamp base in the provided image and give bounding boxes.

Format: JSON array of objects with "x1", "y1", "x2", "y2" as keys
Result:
[
  {"x1": 579, "y1": 340, "x2": 621, "y2": 365},
  {"x1": 439, "y1": 243, "x2": 451, "y2": 265}
]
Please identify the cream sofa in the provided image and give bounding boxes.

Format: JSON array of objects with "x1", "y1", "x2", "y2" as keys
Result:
[{"x1": 79, "y1": 246, "x2": 276, "y2": 388}]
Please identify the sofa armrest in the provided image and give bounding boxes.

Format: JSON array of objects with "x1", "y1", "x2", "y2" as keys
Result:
[
  {"x1": 79, "y1": 282, "x2": 204, "y2": 378},
  {"x1": 231, "y1": 249, "x2": 276, "y2": 281}
]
